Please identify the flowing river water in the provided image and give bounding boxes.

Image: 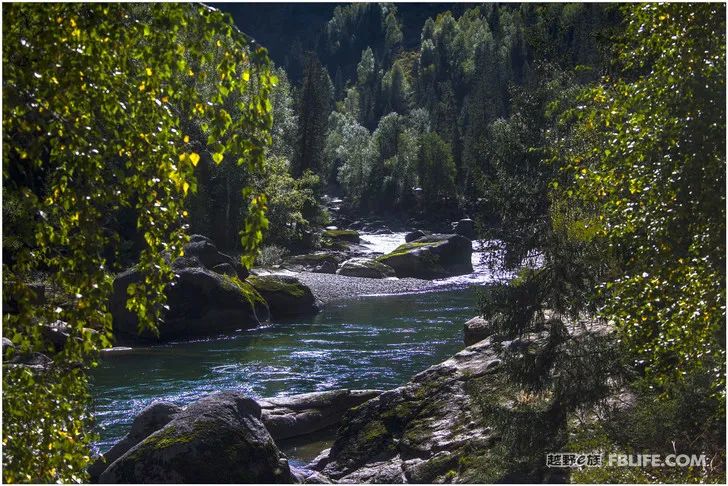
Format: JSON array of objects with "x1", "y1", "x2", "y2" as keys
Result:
[{"x1": 89, "y1": 233, "x2": 505, "y2": 462}]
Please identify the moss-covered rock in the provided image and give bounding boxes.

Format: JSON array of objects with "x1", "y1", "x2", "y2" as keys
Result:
[
  {"x1": 336, "y1": 258, "x2": 396, "y2": 279},
  {"x1": 99, "y1": 392, "x2": 293, "y2": 483},
  {"x1": 376, "y1": 234, "x2": 473, "y2": 279},
  {"x1": 322, "y1": 229, "x2": 360, "y2": 243},
  {"x1": 89, "y1": 402, "x2": 182, "y2": 481},
  {"x1": 248, "y1": 275, "x2": 318, "y2": 319}
]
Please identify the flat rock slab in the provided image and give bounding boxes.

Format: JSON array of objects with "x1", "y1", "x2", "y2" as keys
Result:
[{"x1": 260, "y1": 389, "x2": 382, "y2": 441}]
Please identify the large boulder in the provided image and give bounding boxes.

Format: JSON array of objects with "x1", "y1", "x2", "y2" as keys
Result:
[
  {"x1": 376, "y1": 234, "x2": 473, "y2": 279},
  {"x1": 259, "y1": 389, "x2": 382, "y2": 442},
  {"x1": 184, "y1": 235, "x2": 248, "y2": 280},
  {"x1": 336, "y1": 258, "x2": 395, "y2": 279},
  {"x1": 99, "y1": 392, "x2": 294, "y2": 483},
  {"x1": 248, "y1": 275, "x2": 318, "y2": 319},
  {"x1": 451, "y1": 218, "x2": 476, "y2": 240},
  {"x1": 319, "y1": 333, "x2": 567, "y2": 483},
  {"x1": 464, "y1": 316, "x2": 492, "y2": 346},
  {"x1": 89, "y1": 402, "x2": 182, "y2": 481},
  {"x1": 111, "y1": 265, "x2": 268, "y2": 344}
]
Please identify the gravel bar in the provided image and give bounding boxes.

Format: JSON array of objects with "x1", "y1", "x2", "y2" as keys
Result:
[{"x1": 294, "y1": 272, "x2": 439, "y2": 305}]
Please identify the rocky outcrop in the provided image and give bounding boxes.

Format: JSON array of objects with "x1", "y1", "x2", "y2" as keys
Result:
[
  {"x1": 40, "y1": 320, "x2": 72, "y2": 352},
  {"x1": 111, "y1": 235, "x2": 270, "y2": 343},
  {"x1": 111, "y1": 265, "x2": 268, "y2": 344},
  {"x1": 316, "y1": 333, "x2": 567, "y2": 483},
  {"x1": 5, "y1": 351, "x2": 52, "y2": 369},
  {"x1": 464, "y1": 316, "x2": 492, "y2": 346},
  {"x1": 248, "y1": 275, "x2": 318, "y2": 319},
  {"x1": 259, "y1": 389, "x2": 382, "y2": 442},
  {"x1": 451, "y1": 218, "x2": 476, "y2": 240},
  {"x1": 99, "y1": 392, "x2": 293, "y2": 483},
  {"x1": 336, "y1": 258, "x2": 396, "y2": 279},
  {"x1": 376, "y1": 234, "x2": 473, "y2": 279}
]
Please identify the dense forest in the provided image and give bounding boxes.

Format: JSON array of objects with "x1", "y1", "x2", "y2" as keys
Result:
[{"x1": 2, "y1": 2, "x2": 725, "y2": 484}]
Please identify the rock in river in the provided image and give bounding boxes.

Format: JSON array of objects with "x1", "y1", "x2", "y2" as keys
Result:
[
  {"x1": 111, "y1": 265, "x2": 268, "y2": 344},
  {"x1": 98, "y1": 392, "x2": 293, "y2": 483},
  {"x1": 89, "y1": 402, "x2": 182, "y2": 481},
  {"x1": 376, "y1": 234, "x2": 473, "y2": 279},
  {"x1": 336, "y1": 258, "x2": 396, "y2": 279}
]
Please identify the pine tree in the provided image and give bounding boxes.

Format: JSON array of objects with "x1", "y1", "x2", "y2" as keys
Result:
[{"x1": 293, "y1": 53, "x2": 333, "y2": 177}]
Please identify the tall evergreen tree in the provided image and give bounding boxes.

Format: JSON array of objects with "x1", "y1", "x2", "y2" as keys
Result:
[{"x1": 293, "y1": 53, "x2": 333, "y2": 177}]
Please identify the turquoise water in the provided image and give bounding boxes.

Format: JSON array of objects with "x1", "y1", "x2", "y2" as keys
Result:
[{"x1": 90, "y1": 287, "x2": 479, "y2": 455}]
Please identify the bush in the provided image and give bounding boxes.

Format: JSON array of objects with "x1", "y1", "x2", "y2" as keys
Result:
[{"x1": 255, "y1": 245, "x2": 288, "y2": 267}]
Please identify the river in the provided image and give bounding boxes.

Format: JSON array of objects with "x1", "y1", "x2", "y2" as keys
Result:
[{"x1": 89, "y1": 233, "x2": 504, "y2": 462}]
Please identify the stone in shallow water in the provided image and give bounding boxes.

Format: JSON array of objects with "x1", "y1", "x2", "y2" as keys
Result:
[
  {"x1": 404, "y1": 230, "x2": 427, "y2": 243},
  {"x1": 452, "y1": 218, "x2": 476, "y2": 240}
]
